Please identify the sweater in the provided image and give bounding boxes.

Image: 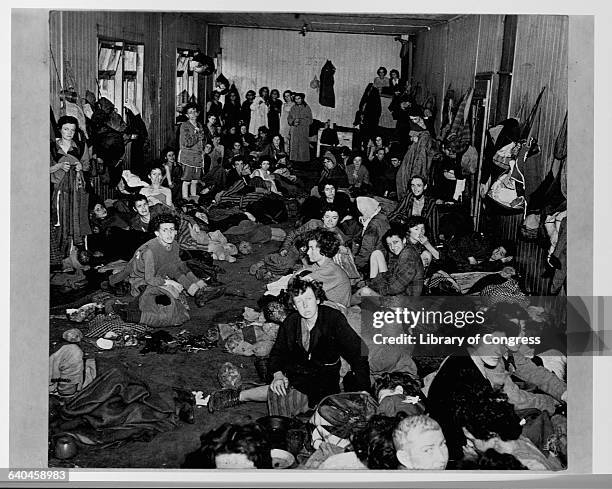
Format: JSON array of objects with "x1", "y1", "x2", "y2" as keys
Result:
[
  {"x1": 302, "y1": 258, "x2": 352, "y2": 308},
  {"x1": 126, "y1": 237, "x2": 190, "y2": 296}
]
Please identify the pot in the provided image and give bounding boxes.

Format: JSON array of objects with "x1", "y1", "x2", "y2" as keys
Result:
[{"x1": 54, "y1": 435, "x2": 78, "y2": 459}]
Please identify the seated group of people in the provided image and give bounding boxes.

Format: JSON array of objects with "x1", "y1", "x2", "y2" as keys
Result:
[{"x1": 188, "y1": 276, "x2": 566, "y2": 470}]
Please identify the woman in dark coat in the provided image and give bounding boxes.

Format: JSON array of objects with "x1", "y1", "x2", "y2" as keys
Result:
[
  {"x1": 288, "y1": 93, "x2": 313, "y2": 163},
  {"x1": 222, "y1": 90, "x2": 242, "y2": 130},
  {"x1": 206, "y1": 277, "x2": 370, "y2": 415},
  {"x1": 267, "y1": 89, "x2": 283, "y2": 135}
]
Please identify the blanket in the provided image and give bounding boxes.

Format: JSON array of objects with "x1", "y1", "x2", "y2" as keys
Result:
[{"x1": 58, "y1": 367, "x2": 178, "y2": 444}]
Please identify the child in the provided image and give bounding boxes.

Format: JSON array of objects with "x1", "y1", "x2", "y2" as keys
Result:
[
  {"x1": 392, "y1": 415, "x2": 449, "y2": 470},
  {"x1": 178, "y1": 102, "x2": 205, "y2": 201}
]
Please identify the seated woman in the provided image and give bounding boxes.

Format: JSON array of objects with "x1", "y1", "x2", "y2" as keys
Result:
[
  {"x1": 388, "y1": 175, "x2": 439, "y2": 244},
  {"x1": 356, "y1": 223, "x2": 425, "y2": 300},
  {"x1": 346, "y1": 153, "x2": 371, "y2": 196},
  {"x1": 297, "y1": 228, "x2": 352, "y2": 310},
  {"x1": 317, "y1": 151, "x2": 349, "y2": 191},
  {"x1": 140, "y1": 166, "x2": 174, "y2": 208},
  {"x1": 470, "y1": 239, "x2": 517, "y2": 272},
  {"x1": 250, "y1": 155, "x2": 280, "y2": 195},
  {"x1": 450, "y1": 388, "x2": 562, "y2": 470},
  {"x1": 353, "y1": 197, "x2": 390, "y2": 276},
  {"x1": 238, "y1": 123, "x2": 256, "y2": 152},
  {"x1": 159, "y1": 147, "x2": 182, "y2": 204},
  {"x1": 253, "y1": 126, "x2": 271, "y2": 152},
  {"x1": 315, "y1": 414, "x2": 401, "y2": 470},
  {"x1": 206, "y1": 277, "x2": 370, "y2": 415},
  {"x1": 260, "y1": 134, "x2": 285, "y2": 161},
  {"x1": 367, "y1": 135, "x2": 389, "y2": 162},
  {"x1": 271, "y1": 152, "x2": 302, "y2": 195},
  {"x1": 182, "y1": 422, "x2": 272, "y2": 469},
  {"x1": 255, "y1": 204, "x2": 350, "y2": 280}
]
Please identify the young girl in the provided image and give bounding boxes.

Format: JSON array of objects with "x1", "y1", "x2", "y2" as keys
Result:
[
  {"x1": 250, "y1": 156, "x2": 280, "y2": 194},
  {"x1": 140, "y1": 166, "x2": 174, "y2": 208},
  {"x1": 178, "y1": 102, "x2": 205, "y2": 201}
]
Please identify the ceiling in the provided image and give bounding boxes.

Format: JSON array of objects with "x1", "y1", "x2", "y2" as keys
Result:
[{"x1": 190, "y1": 12, "x2": 459, "y2": 36}]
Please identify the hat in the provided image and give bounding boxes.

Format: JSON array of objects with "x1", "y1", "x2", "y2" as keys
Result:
[
  {"x1": 356, "y1": 196, "x2": 381, "y2": 220},
  {"x1": 121, "y1": 170, "x2": 149, "y2": 188},
  {"x1": 323, "y1": 151, "x2": 336, "y2": 165}
]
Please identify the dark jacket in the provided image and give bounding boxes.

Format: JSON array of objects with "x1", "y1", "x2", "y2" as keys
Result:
[
  {"x1": 319, "y1": 60, "x2": 336, "y2": 108},
  {"x1": 354, "y1": 213, "x2": 391, "y2": 272},
  {"x1": 427, "y1": 353, "x2": 500, "y2": 462},
  {"x1": 319, "y1": 164, "x2": 349, "y2": 189},
  {"x1": 268, "y1": 305, "x2": 370, "y2": 406}
]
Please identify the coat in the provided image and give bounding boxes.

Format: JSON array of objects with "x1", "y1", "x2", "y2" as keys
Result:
[
  {"x1": 354, "y1": 213, "x2": 390, "y2": 272},
  {"x1": 268, "y1": 305, "x2": 370, "y2": 406},
  {"x1": 288, "y1": 103, "x2": 313, "y2": 162},
  {"x1": 319, "y1": 60, "x2": 336, "y2": 108},
  {"x1": 396, "y1": 132, "x2": 437, "y2": 199},
  {"x1": 369, "y1": 243, "x2": 424, "y2": 296}
]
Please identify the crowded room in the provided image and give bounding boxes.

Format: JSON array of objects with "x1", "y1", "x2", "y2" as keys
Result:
[{"x1": 48, "y1": 11, "x2": 568, "y2": 470}]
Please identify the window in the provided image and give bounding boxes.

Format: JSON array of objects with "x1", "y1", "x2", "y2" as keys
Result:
[
  {"x1": 176, "y1": 49, "x2": 199, "y2": 109},
  {"x1": 97, "y1": 40, "x2": 144, "y2": 117}
]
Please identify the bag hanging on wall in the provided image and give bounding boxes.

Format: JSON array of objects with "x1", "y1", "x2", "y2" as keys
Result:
[
  {"x1": 487, "y1": 158, "x2": 526, "y2": 213},
  {"x1": 310, "y1": 75, "x2": 320, "y2": 90}
]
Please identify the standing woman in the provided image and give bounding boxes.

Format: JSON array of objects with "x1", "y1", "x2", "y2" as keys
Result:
[
  {"x1": 249, "y1": 87, "x2": 269, "y2": 135},
  {"x1": 222, "y1": 90, "x2": 242, "y2": 130},
  {"x1": 50, "y1": 115, "x2": 92, "y2": 259},
  {"x1": 241, "y1": 90, "x2": 256, "y2": 130},
  {"x1": 206, "y1": 91, "x2": 223, "y2": 125},
  {"x1": 280, "y1": 90, "x2": 294, "y2": 153},
  {"x1": 267, "y1": 89, "x2": 283, "y2": 136},
  {"x1": 178, "y1": 102, "x2": 205, "y2": 201},
  {"x1": 287, "y1": 93, "x2": 313, "y2": 164}
]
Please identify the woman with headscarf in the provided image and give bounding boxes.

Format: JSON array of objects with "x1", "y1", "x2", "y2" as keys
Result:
[
  {"x1": 353, "y1": 196, "x2": 390, "y2": 275},
  {"x1": 287, "y1": 93, "x2": 313, "y2": 163}
]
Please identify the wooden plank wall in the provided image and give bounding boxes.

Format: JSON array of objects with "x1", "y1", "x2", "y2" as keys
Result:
[
  {"x1": 220, "y1": 27, "x2": 401, "y2": 127},
  {"x1": 412, "y1": 15, "x2": 567, "y2": 296},
  {"x1": 49, "y1": 11, "x2": 207, "y2": 199}
]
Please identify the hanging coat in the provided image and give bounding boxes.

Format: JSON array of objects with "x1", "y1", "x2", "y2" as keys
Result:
[
  {"x1": 395, "y1": 132, "x2": 437, "y2": 200},
  {"x1": 288, "y1": 103, "x2": 313, "y2": 162},
  {"x1": 319, "y1": 60, "x2": 336, "y2": 108}
]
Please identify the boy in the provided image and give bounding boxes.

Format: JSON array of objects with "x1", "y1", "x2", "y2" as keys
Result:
[{"x1": 393, "y1": 415, "x2": 448, "y2": 470}]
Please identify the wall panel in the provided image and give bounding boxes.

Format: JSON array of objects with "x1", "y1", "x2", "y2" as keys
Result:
[
  {"x1": 220, "y1": 27, "x2": 400, "y2": 127},
  {"x1": 510, "y1": 15, "x2": 568, "y2": 187}
]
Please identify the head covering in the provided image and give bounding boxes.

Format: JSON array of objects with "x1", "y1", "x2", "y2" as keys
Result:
[
  {"x1": 294, "y1": 92, "x2": 306, "y2": 99},
  {"x1": 323, "y1": 151, "x2": 337, "y2": 165},
  {"x1": 377, "y1": 393, "x2": 426, "y2": 417},
  {"x1": 121, "y1": 170, "x2": 149, "y2": 189},
  {"x1": 356, "y1": 196, "x2": 381, "y2": 220},
  {"x1": 409, "y1": 116, "x2": 427, "y2": 133}
]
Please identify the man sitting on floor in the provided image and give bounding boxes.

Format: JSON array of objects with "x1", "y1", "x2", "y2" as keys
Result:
[{"x1": 207, "y1": 277, "x2": 370, "y2": 415}]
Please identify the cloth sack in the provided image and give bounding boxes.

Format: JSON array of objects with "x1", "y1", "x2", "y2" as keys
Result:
[{"x1": 309, "y1": 392, "x2": 378, "y2": 450}]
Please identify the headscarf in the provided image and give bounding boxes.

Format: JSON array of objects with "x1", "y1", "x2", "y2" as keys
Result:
[{"x1": 356, "y1": 196, "x2": 381, "y2": 232}]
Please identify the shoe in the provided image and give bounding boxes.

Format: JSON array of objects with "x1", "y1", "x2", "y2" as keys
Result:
[
  {"x1": 207, "y1": 388, "x2": 242, "y2": 413},
  {"x1": 194, "y1": 285, "x2": 227, "y2": 307}
]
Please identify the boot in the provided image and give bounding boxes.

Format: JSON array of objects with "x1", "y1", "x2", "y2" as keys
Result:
[
  {"x1": 194, "y1": 285, "x2": 226, "y2": 307},
  {"x1": 207, "y1": 388, "x2": 242, "y2": 413}
]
